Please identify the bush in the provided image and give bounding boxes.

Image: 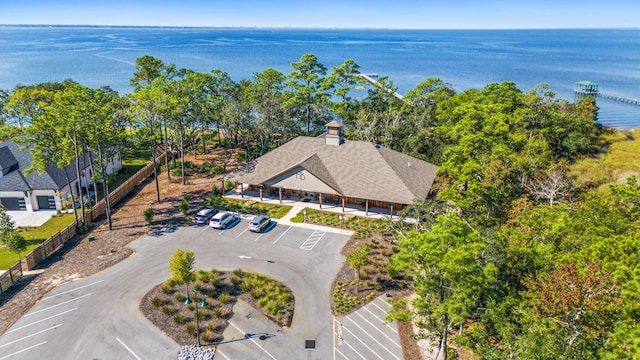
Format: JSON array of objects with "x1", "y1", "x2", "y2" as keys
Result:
[
  {"x1": 186, "y1": 324, "x2": 196, "y2": 336},
  {"x1": 143, "y1": 208, "x2": 154, "y2": 223},
  {"x1": 152, "y1": 296, "x2": 163, "y2": 307},
  {"x1": 173, "y1": 314, "x2": 185, "y2": 325},
  {"x1": 162, "y1": 306, "x2": 173, "y2": 315}
]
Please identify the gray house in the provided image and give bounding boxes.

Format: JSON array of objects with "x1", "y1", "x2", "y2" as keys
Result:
[
  {"x1": 0, "y1": 140, "x2": 122, "y2": 212},
  {"x1": 225, "y1": 122, "x2": 439, "y2": 213}
]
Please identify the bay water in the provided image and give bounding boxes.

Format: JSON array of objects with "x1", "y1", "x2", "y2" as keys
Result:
[{"x1": 1, "y1": 26, "x2": 639, "y2": 128}]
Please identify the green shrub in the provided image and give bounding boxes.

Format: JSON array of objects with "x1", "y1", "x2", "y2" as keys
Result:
[
  {"x1": 186, "y1": 324, "x2": 196, "y2": 336},
  {"x1": 173, "y1": 314, "x2": 185, "y2": 325},
  {"x1": 143, "y1": 208, "x2": 154, "y2": 223},
  {"x1": 162, "y1": 306, "x2": 173, "y2": 315},
  {"x1": 152, "y1": 296, "x2": 162, "y2": 307},
  {"x1": 175, "y1": 293, "x2": 186, "y2": 302},
  {"x1": 213, "y1": 308, "x2": 223, "y2": 318},
  {"x1": 219, "y1": 292, "x2": 230, "y2": 304}
]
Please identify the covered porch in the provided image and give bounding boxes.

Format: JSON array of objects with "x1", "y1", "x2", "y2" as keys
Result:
[{"x1": 224, "y1": 185, "x2": 400, "y2": 219}]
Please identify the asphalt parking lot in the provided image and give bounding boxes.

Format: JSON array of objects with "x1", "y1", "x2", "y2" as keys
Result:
[{"x1": 0, "y1": 216, "x2": 401, "y2": 360}]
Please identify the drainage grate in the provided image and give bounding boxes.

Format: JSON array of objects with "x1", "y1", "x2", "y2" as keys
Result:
[{"x1": 304, "y1": 339, "x2": 316, "y2": 350}]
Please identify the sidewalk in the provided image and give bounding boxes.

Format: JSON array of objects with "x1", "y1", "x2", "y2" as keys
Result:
[{"x1": 275, "y1": 205, "x2": 355, "y2": 236}]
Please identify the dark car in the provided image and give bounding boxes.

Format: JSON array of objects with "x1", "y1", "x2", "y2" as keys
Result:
[
  {"x1": 194, "y1": 208, "x2": 217, "y2": 224},
  {"x1": 248, "y1": 215, "x2": 271, "y2": 232}
]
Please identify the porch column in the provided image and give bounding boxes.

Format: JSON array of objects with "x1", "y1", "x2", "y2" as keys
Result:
[
  {"x1": 390, "y1": 204, "x2": 393, "y2": 219},
  {"x1": 319, "y1": 193, "x2": 322, "y2": 209},
  {"x1": 259, "y1": 188, "x2": 263, "y2": 201},
  {"x1": 342, "y1": 197, "x2": 345, "y2": 213},
  {"x1": 279, "y1": 187, "x2": 282, "y2": 204},
  {"x1": 365, "y1": 199, "x2": 369, "y2": 216}
]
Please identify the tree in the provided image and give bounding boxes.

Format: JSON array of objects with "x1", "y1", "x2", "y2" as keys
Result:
[
  {"x1": 0, "y1": 204, "x2": 16, "y2": 244},
  {"x1": 390, "y1": 213, "x2": 496, "y2": 360},
  {"x1": 285, "y1": 53, "x2": 327, "y2": 134},
  {"x1": 346, "y1": 244, "x2": 370, "y2": 293},
  {"x1": 6, "y1": 232, "x2": 27, "y2": 263},
  {"x1": 169, "y1": 248, "x2": 196, "y2": 296}
]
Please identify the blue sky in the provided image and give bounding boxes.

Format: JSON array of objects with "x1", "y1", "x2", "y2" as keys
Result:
[{"x1": 1, "y1": 0, "x2": 638, "y2": 29}]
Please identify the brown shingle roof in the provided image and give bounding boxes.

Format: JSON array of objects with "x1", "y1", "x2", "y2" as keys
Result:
[{"x1": 225, "y1": 137, "x2": 438, "y2": 204}]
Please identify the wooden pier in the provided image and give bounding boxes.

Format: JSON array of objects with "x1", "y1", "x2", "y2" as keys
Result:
[
  {"x1": 358, "y1": 73, "x2": 406, "y2": 102},
  {"x1": 574, "y1": 80, "x2": 640, "y2": 106}
]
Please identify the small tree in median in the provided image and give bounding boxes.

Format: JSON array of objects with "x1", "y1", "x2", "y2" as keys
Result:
[
  {"x1": 169, "y1": 248, "x2": 196, "y2": 297},
  {"x1": 347, "y1": 244, "x2": 370, "y2": 293}
]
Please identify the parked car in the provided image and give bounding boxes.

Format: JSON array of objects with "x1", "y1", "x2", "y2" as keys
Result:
[
  {"x1": 194, "y1": 208, "x2": 217, "y2": 224},
  {"x1": 209, "y1": 211, "x2": 236, "y2": 229},
  {"x1": 248, "y1": 215, "x2": 271, "y2": 232}
]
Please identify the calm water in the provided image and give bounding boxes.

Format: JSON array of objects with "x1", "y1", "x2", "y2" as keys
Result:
[{"x1": 1, "y1": 26, "x2": 639, "y2": 128}]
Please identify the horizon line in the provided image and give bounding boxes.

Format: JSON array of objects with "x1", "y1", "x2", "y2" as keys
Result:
[{"x1": 1, "y1": 24, "x2": 639, "y2": 31}]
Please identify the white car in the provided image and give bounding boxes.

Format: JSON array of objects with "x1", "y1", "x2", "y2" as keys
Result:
[{"x1": 209, "y1": 211, "x2": 236, "y2": 229}]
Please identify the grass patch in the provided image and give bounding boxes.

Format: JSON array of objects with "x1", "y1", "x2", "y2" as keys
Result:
[
  {"x1": 571, "y1": 128, "x2": 640, "y2": 190},
  {"x1": 0, "y1": 212, "x2": 77, "y2": 269},
  {"x1": 206, "y1": 196, "x2": 291, "y2": 219},
  {"x1": 121, "y1": 147, "x2": 152, "y2": 166}
]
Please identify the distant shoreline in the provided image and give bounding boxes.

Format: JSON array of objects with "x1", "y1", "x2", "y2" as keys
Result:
[{"x1": 2, "y1": 24, "x2": 639, "y2": 31}]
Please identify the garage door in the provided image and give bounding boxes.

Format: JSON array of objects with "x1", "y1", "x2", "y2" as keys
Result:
[
  {"x1": 0, "y1": 197, "x2": 26, "y2": 211},
  {"x1": 37, "y1": 196, "x2": 56, "y2": 210}
]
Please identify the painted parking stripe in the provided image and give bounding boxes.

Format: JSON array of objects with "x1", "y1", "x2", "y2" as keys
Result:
[
  {"x1": 227, "y1": 321, "x2": 277, "y2": 360},
  {"x1": 236, "y1": 228, "x2": 249, "y2": 238},
  {"x1": 299, "y1": 230, "x2": 326, "y2": 250},
  {"x1": 339, "y1": 331, "x2": 370, "y2": 360},
  {"x1": 341, "y1": 324, "x2": 385, "y2": 360},
  {"x1": 335, "y1": 346, "x2": 350, "y2": 360},
  {"x1": 362, "y1": 306, "x2": 398, "y2": 334},
  {"x1": 273, "y1": 226, "x2": 292, "y2": 244},
  {"x1": 352, "y1": 312, "x2": 402, "y2": 350},
  {"x1": 25, "y1": 293, "x2": 91, "y2": 317},
  {"x1": 0, "y1": 341, "x2": 47, "y2": 360},
  {"x1": 216, "y1": 349, "x2": 231, "y2": 360},
  {"x1": 0, "y1": 324, "x2": 62, "y2": 349},
  {"x1": 116, "y1": 337, "x2": 141, "y2": 360},
  {"x1": 41, "y1": 280, "x2": 103, "y2": 301},
  {"x1": 6, "y1": 308, "x2": 77, "y2": 334}
]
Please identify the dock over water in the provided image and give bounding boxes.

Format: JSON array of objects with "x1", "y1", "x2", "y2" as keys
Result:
[{"x1": 574, "y1": 80, "x2": 640, "y2": 106}]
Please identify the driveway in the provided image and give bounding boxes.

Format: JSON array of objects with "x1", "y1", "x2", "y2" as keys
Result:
[{"x1": 0, "y1": 218, "x2": 362, "y2": 359}]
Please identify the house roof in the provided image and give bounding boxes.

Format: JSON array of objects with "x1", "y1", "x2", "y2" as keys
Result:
[
  {"x1": 225, "y1": 136, "x2": 439, "y2": 204},
  {"x1": 0, "y1": 140, "x2": 87, "y2": 192},
  {"x1": 0, "y1": 146, "x2": 18, "y2": 174}
]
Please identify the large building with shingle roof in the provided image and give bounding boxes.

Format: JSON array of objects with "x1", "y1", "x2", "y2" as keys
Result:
[
  {"x1": 0, "y1": 140, "x2": 122, "y2": 212},
  {"x1": 225, "y1": 122, "x2": 438, "y2": 213}
]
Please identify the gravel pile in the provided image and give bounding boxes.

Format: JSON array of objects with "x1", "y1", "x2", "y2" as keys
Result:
[{"x1": 176, "y1": 345, "x2": 215, "y2": 360}]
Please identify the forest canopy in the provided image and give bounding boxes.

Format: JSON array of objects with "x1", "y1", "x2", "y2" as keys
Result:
[{"x1": 1, "y1": 54, "x2": 637, "y2": 359}]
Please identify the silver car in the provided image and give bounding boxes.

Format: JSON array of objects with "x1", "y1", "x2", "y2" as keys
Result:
[{"x1": 248, "y1": 215, "x2": 271, "y2": 232}]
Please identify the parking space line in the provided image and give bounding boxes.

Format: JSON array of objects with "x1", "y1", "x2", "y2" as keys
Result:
[
  {"x1": 273, "y1": 226, "x2": 292, "y2": 244},
  {"x1": 25, "y1": 293, "x2": 91, "y2": 317},
  {"x1": 371, "y1": 298, "x2": 392, "y2": 314},
  {"x1": 227, "y1": 321, "x2": 277, "y2": 360},
  {"x1": 255, "y1": 233, "x2": 264, "y2": 242},
  {"x1": 216, "y1": 348, "x2": 230, "y2": 360},
  {"x1": 0, "y1": 341, "x2": 47, "y2": 360},
  {"x1": 200, "y1": 226, "x2": 209, "y2": 233},
  {"x1": 346, "y1": 316, "x2": 402, "y2": 358},
  {"x1": 300, "y1": 230, "x2": 326, "y2": 250},
  {"x1": 6, "y1": 308, "x2": 77, "y2": 334},
  {"x1": 41, "y1": 280, "x2": 103, "y2": 301},
  {"x1": 353, "y1": 312, "x2": 401, "y2": 347},
  {"x1": 335, "y1": 346, "x2": 350, "y2": 360},
  {"x1": 0, "y1": 324, "x2": 62, "y2": 349},
  {"x1": 341, "y1": 324, "x2": 385, "y2": 360},
  {"x1": 362, "y1": 306, "x2": 398, "y2": 333},
  {"x1": 340, "y1": 337, "x2": 368, "y2": 360},
  {"x1": 116, "y1": 337, "x2": 141, "y2": 360},
  {"x1": 236, "y1": 228, "x2": 249, "y2": 238}
]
